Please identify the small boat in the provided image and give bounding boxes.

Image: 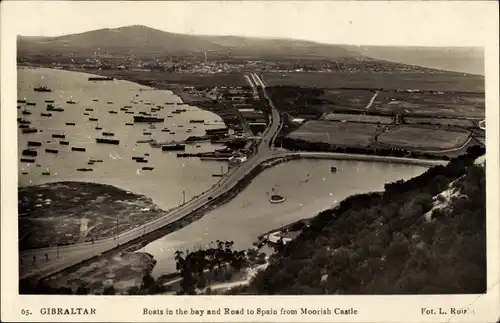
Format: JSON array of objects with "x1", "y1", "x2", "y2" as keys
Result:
[
  {"x1": 77, "y1": 168, "x2": 93, "y2": 172},
  {"x1": 108, "y1": 110, "x2": 118, "y2": 114},
  {"x1": 66, "y1": 122, "x2": 76, "y2": 126},
  {"x1": 196, "y1": 145, "x2": 201, "y2": 148},
  {"x1": 136, "y1": 139, "x2": 154, "y2": 144},
  {"x1": 96, "y1": 138, "x2": 119, "y2": 145},
  {"x1": 124, "y1": 105, "x2": 132, "y2": 109},
  {"x1": 66, "y1": 100, "x2": 77, "y2": 104},
  {"x1": 22, "y1": 149, "x2": 37, "y2": 157},
  {"x1": 41, "y1": 113, "x2": 52, "y2": 117},
  {"x1": 85, "y1": 108, "x2": 94, "y2": 111},
  {"x1": 45, "y1": 100, "x2": 55, "y2": 103},
  {"x1": 52, "y1": 134, "x2": 65, "y2": 139},
  {"x1": 125, "y1": 123, "x2": 134, "y2": 126},
  {"x1": 34, "y1": 85, "x2": 52, "y2": 92},
  {"x1": 177, "y1": 125, "x2": 184, "y2": 128},
  {"x1": 27, "y1": 141, "x2": 42, "y2": 147},
  {"x1": 144, "y1": 153, "x2": 150, "y2": 156},
  {"x1": 26, "y1": 102, "x2": 36, "y2": 106},
  {"x1": 189, "y1": 120, "x2": 205, "y2": 123},
  {"x1": 71, "y1": 147, "x2": 86, "y2": 152},
  {"x1": 102, "y1": 132, "x2": 114, "y2": 136},
  {"x1": 142, "y1": 167, "x2": 154, "y2": 171},
  {"x1": 22, "y1": 111, "x2": 32, "y2": 115},
  {"x1": 45, "y1": 149, "x2": 59, "y2": 154},
  {"x1": 95, "y1": 126, "x2": 102, "y2": 130},
  {"x1": 20, "y1": 158, "x2": 35, "y2": 163},
  {"x1": 59, "y1": 141, "x2": 69, "y2": 145},
  {"x1": 89, "y1": 117, "x2": 98, "y2": 121},
  {"x1": 120, "y1": 108, "x2": 129, "y2": 111},
  {"x1": 41, "y1": 171, "x2": 51, "y2": 176},
  {"x1": 17, "y1": 99, "x2": 27, "y2": 103},
  {"x1": 330, "y1": 167, "x2": 337, "y2": 173},
  {"x1": 22, "y1": 128, "x2": 38, "y2": 134}
]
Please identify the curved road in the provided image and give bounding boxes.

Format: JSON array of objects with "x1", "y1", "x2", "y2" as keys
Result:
[{"x1": 20, "y1": 73, "x2": 282, "y2": 281}]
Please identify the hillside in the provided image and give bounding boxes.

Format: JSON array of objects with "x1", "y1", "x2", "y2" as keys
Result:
[
  {"x1": 17, "y1": 25, "x2": 484, "y2": 73},
  {"x1": 237, "y1": 147, "x2": 486, "y2": 294}
]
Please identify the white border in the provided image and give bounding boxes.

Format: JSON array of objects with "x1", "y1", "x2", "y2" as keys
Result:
[{"x1": 1, "y1": 1, "x2": 499, "y2": 322}]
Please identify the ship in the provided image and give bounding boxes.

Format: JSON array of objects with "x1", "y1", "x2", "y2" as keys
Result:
[
  {"x1": 27, "y1": 141, "x2": 42, "y2": 147},
  {"x1": 34, "y1": 85, "x2": 52, "y2": 92},
  {"x1": 96, "y1": 138, "x2": 120, "y2": 145},
  {"x1": 102, "y1": 132, "x2": 114, "y2": 136},
  {"x1": 134, "y1": 116, "x2": 164, "y2": 123},
  {"x1": 162, "y1": 144, "x2": 186, "y2": 151},
  {"x1": 88, "y1": 76, "x2": 114, "y2": 81},
  {"x1": 71, "y1": 147, "x2": 86, "y2": 152},
  {"x1": 77, "y1": 168, "x2": 93, "y2": 172},
  {"x1": 330, "y1": 166, "x2": 337, "y2": 173},
  {"x1": 66, "y1": 100, "x2": 77, "y2": 104},
  {"x1": 22, "y1": 149, "x2": 38, "y2": 157},
  {"x1": 189, "y1": 120, "x2": 205, "y2": 123},
  {"x1": 45, "y1": 149, "x2": 59, "y2": 154}
]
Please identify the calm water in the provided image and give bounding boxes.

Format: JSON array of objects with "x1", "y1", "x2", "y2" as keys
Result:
[
  {"x1": 17, "y1": 67, "x2": 227, "y2": 210},
  {"x1": 142, "y1": 159, "x2": 427, "y2": 277}
]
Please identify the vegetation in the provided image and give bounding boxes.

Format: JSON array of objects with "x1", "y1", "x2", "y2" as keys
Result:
[
  {"x1": 232, "y1": 146, "x2": 486, "y2": 294},
  {"x1": 174, "y1": 240, "x2": 248, "y2": 294}
]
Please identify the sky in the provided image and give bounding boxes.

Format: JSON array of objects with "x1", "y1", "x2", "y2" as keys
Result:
[{"x1": 2, "y1": 1, "x2": 497, "y2": 47}]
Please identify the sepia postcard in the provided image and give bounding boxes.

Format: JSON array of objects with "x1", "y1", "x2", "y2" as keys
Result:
[{"x1": 1, "y1": 0, "x2": 499, "y2": 322}]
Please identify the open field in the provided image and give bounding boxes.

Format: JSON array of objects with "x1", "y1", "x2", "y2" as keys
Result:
[
  {"x1": 404, "y1": 117, "x2": 478, "y2": 128},
  {"x1": 370, "y1": 91, "x2": 485, "y2": 118},
  {"x1": 377, "y1": 125, "x2": 471, "y2": 150},
  {"x1": 77, "y1": 69, "x2": 248, "y2": 88},
  {"x1": 319, "y1": 89, "x2": 376, "y2": 109},
  {"x1": 287, "y1": 121, "x2": 378, "y2": 147},
  {"x1": 43, "y1": 252, "x2": 155, "y2": 294},
  {"x1": 261, "y1": 71, "x2": 485, "y2": 93},
  {"x1": 322, "y1": 113, "x2": 394, "y2": 124},
  {"x1": 18, "y1": 182, "x2": 164, "y2": 250}
]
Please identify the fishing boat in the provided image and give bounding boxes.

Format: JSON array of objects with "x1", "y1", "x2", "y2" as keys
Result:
[{"x1": 34, "y1": 85, "x2": 52, "y2": 92}]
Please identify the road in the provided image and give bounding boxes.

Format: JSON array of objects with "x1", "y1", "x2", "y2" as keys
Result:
[{"x1": 20, "y1": 73, "x2": 282, "y2": 281}]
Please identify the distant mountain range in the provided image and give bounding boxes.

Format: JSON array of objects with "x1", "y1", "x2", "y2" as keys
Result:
[{"x1": 17, "y1": 25, "x2": 484, "y2": 75}]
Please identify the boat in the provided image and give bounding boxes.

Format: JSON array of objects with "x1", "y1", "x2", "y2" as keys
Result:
[
  {"x1": 20, "y1": 158, "x2": 35, "y2": 163},
  {"x1": 95, "y1": 126, "x2": 102, "y2": 130},
  {"x1": 142, "y1": 167, "x2": 154, "y2": 171},
  {"x1": 88, "y1": 77, "x2": 114, "y2": 81},
  {"x1": 77, "y1": 168, "x2": 93, "y2": 172},
  {"x1": 133, "y1": 116, "x2": 164, "y2": 123},
  {"x1": 18, "y1": 119, "x2": 31, "y2": 125},
  {"x1": 132, "y1": 157, "x2": 145, "y2": 161},
  {"x1": 125, "y1": 123, "x2": 134, "y2": 126},
  {"x1": 108, "y1": 110, "x2": 118, "y2": 114},
  {"x1": 106, "y1": 101, "x2": 113, "y2": 104},
  {"x1": 34, "y1": 85, "x2": 52, "y2": 92},
  {"x1": 136, "y1": 159, "x2": 148, "y2": 163},
  {"x1": 85, "y1": 108, "x2": 94, "y2": 111},
  {"x1": 124, "y1": 105, "x2": 132, "y2": 109},
  {"x1": 22, "y1": 149, "x2": 37, "y2": 157},
  {"x1": 162, "y1": 144, "x2": 186, "y2": 151},
  {"x1": 26, "y1": 102, "x2": 36, "y2": 106},
  {"x1": 83, "y1": 113, "x2": 90, "y2": 116},
  {"x1": 269, "y1": 194, "x2": 286, "y2": 204},
  {"x1": 21, "y1": 172, "x2": 29, "y2": 175},
  {"x1": 102, "y1": 132, "x2": 114, "y2": 136},
  {"x1": 47, "y1": 105, "x2": 64, "y2": 112},
  {"x1": 189, "y1": 120, "x2": 205, "y2": 123},
  {"x1": 176, "y1": 102, "x2": 183, "y2": 105},
  {"x1": 22, "y1": 111, "x2": 32, "y2": 115},
  {"x1": 89, "y1": 117, "x2": 98, "y2": 121},
  {"x1": 143, "y1": 132, "x2": 152, "y2": 135},
  {"x1": 88, "y1": 161, "x2": 95, "y2": 165},
  {"x1": 19, "y1": 125, "x2": 29, "y2": 129},
  {"x1": 71, "y1": 147, "x2": 86, "y2": 152},
  {"x1": 22, "y1": 128, "x2": 38, "y2": 134},
  {"x1": 27, "y1": 141, "x2": 42, "y2": 147},
  {"x1": 41, "y1": 171, "x2": 51, "y2": 176},
  {"x1": 45, "y1": 149, "x2": 59, "y2": 154},
  {"x1": 161, "y1": 129, "x2": 170, "y2": 132},
  {"x1": 40, "y1": 113, "x2": 52, "y2": 117},
  {"x1": 17, "y1": 99, "x2": 27, "y2": 103},
  {"x1": 66, "y1": 100, "x2": 77, "y2": 104},
  {"x1": 66, "y1": 122, "x2": 76, "y2": 126},
  {"x1": 52, "y1": 134, "x2": 65, "y2": 139},
  {"x1": 167, "y1": 115, "x2": 173, "y2": 118},
  {"x1": 59, "y1": 141, "x2": 69, "y2": 145},
  {"x1": 330, "y1": 167, "x2": 337, "y2": 173},
  {"x1": 45, "y1": 100, "x2": 55, "y2": 103},
  {"x1": 125, "y1": 111, "x2": 134, "y2": 114},
  {"x1": 89, "y1": 159, "x2": 103, "y2": 163},
  {"x1": 93, "y1": 99, "x2": 99, "y2": 102},
  {"x1": 96, "y1": 138, "x2": 119, "y2": 145},
  {"x1": 136, "y1": 139, "x2": 154, "y2": 144}
]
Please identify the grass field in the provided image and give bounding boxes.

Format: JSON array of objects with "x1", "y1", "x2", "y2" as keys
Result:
[
  {"x1": 370, "y1": 91, "x2": 485, "y2": 118},
  {"x1": 319, "y1": 89, "x2": 376, "y2": 109},
  {"x1": 404, "y1": 117, "x2": 478, "y2": 128},
  {"x1": 377, "y1": 125, "x2": 471, "y2": 150},
  {"x1": 287, "y1": 121, "x2": 378, "y2": 147},
  {"x1": 18, "y1": 182, "x2": 165, "y2": 250},
  {"x1": 261, "y1": 72, "x2": 485, "y2": 93},
  {"x1": 322, "y1": 113, "x2": 394, "y2": 124}
]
